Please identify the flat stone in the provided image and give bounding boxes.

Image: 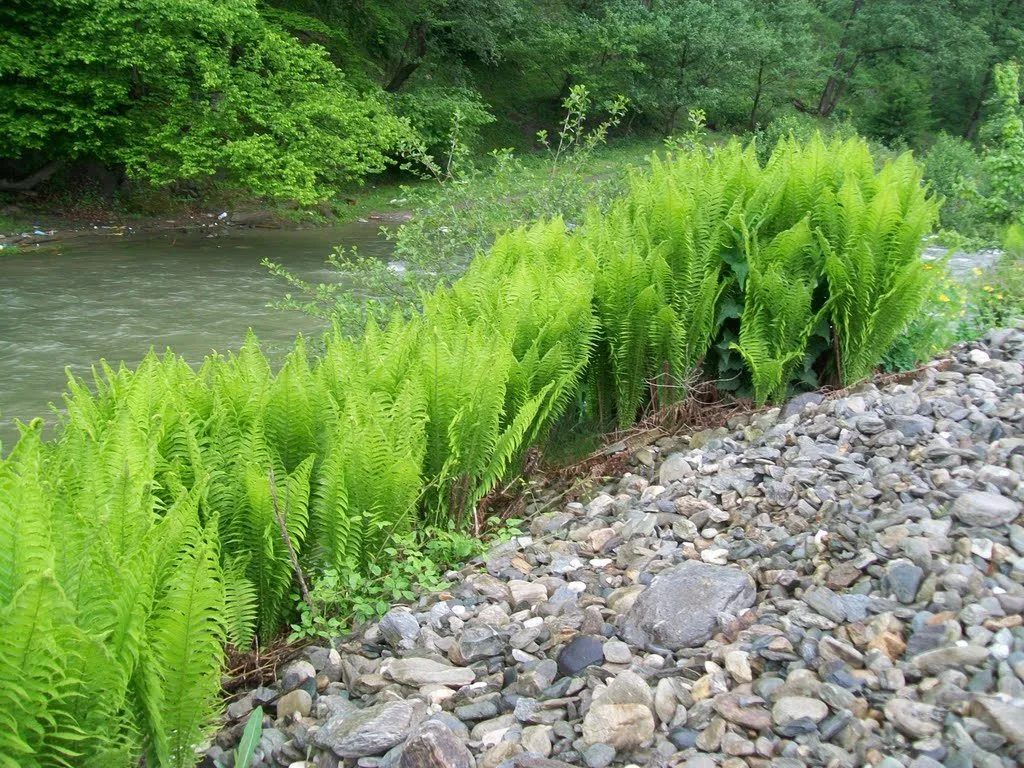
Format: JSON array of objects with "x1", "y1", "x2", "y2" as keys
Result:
[
  {"x1": 884, "y1": 698, "x2": 941, "y2": 740},
  {"x1": 621, "y1": 561, "x2": 756, "y2": 649},
  {"x1": 712, "y1": 693, "x2": 772, "y2": 731},
  {"x1": 521, "y1": 725, "x2": 552, "y2": 758},
  {"x1": 911, "y1": 645, "x2": 989, "y2": 674},
  {"x1": 885, "y1": 559, "x2": 924, "y2": 604},
  {"x1": 782, "y1": 392, "x2": 824, "y2": 419},
  {"x1": 724, "y1": 650, "x2": 753, "y2": 683},
  {"x1": 380, "y1": 658, "x2": 476, "y2": 688},
  {"x1": 282, "y1": 660, "x2": 316, "y2": 690},
  {"x1": 509, "y1": 580, "x2": 548, "y2": 605},
  {"x1": 581, "y1": 743, "x2": 616, "y2": 768},
  {"x1": 581, "y1": 703, "x2": 655, "y2": 749},
  {"x1": 451, "y1": 624, "x2": 507, "y2": 663},
  {"x1": 378, "y1": 608, "x2": 421, "y2": 648},
  {"x1": 581, "y1": 671, "x2": 655, "y2": 747},
  {"x1": 603, "y1": 640, "x2": 632, "y2": 665},
  {"x1": 314, "y1": 699, "x2": 426, "y2": 758},
  {"x1": 951, "y1": 492, "x2": 1021, "y2": 527},
  {"x1": 660, "y1": 453, "x2": 693, "y2": 485},
  {"x1": 772, "y1": 696, "x2": 828, "y2": 726},
  {"x1": 827, "y1": 562, "x2": 862, "y2": 589}
]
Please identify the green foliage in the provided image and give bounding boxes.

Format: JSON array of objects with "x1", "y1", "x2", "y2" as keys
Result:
[
  {"x1": 879, "y1": 260, "x2": 959, "y2": 372},
  {"x1": 816, "y1": 145, "x2": 940, "y2": 384},
  {"x1": 233, "y1": 707, "x2": 264, "y2": 768},
  {"x1": 732, "y1": 220, "x2": 825, "y2": 405},
  {"x1": 0, "y1": 0, "x2": 406, "y2": 202},
  {"x1": 980, "y1": 61, "x2": 1024, "y2": 226},
  {"x1": 923, "y1": 132, "x2": 987, "y2": 235},
  {"x1": 289, "y1": 529, "x2": 484, "y2": 641},
  {"x1": 0, "y1": 421, "x2": 225, "y2": 767},
  {"x1": 265, "y1": 85, "x2": 634, "y2": 332},
  {"x1": 389, "y1": 87, "x2": 496, "y2": 155}
]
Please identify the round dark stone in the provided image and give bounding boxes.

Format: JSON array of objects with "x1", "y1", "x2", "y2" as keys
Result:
[
  {"x1": 556, "y1": 635, "x2": 604, "y2": 677},
  {"x1": 668, "y1": 728, "x2": 700, "y2": 749}
]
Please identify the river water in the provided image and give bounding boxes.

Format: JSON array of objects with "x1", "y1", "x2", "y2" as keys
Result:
[{"x1": 0, "y1": 221, "x2": 392, "y2": 448}]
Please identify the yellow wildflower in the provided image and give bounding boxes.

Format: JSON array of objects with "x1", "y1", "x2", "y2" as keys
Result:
[
  {"x1": 972, "y1": 267, "x2": 984, "y2": 276},
  {"x1": 983, "y1": 285, "x2": 994, "y2": 292},
  {"x1": 938, "y1": 293, "x2": 950, "y2": 302}
]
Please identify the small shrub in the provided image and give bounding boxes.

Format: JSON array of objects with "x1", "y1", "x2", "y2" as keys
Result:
[
  {"x1": 922, "y1": 132, "x2": 988, "y2": 236},
  {"x1": 390, "y1": 86, "x2": 496, "y2": 156},
  {"x1": 980, "y1": 61, "x2": 1024, "y2": 226}
]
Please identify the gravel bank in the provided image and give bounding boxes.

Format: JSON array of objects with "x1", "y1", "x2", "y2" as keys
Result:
[{"x1": 208, "y1": 325, "x2": 1024, "y2": 768}]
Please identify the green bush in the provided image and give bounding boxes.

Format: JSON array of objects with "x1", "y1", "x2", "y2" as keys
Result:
[
  {"x1": 922, "y1": 132, "x2": 988, "y2": 235},
  {"x1": 390, "y1": 86, "x2": 497, "y2": 155},
  {"x1": 981, "y1": 61, "x2": 1024, "y2": 226}
]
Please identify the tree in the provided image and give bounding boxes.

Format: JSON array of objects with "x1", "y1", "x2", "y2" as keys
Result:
[{"x1": 0, "y1": 0, "x2": 405, "y2": 201}]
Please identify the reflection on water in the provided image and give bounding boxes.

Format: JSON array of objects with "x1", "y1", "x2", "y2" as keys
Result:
[{"x1": 0, "y1": 222, "x2": 392, "y2": 447}]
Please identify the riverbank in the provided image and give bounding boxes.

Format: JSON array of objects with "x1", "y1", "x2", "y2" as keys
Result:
[
  {"x1": 209, "y1": 327, "x2": 1024, "y2": 768},
  {"x1": 0, "y1": 138, "x2": 667, "y2": 253}
]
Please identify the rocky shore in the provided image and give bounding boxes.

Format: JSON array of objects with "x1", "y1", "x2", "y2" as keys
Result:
[{"x1": 208, "y1": 326, "x2": 1024, "y2": 768}]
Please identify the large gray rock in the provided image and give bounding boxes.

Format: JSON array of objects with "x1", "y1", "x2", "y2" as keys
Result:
[
  {"x1": 620, "y1": 561, "x2": 756, "y2": 649},
  {"x1": 399, "y1": 719, "x2": 474, "y2": 768},
  {"x1": 314, "y1": 699, "x2": 426, "y2": 757},
  {"x1": 951, "y1": 492, "x2": 1021, "y2": 527}
]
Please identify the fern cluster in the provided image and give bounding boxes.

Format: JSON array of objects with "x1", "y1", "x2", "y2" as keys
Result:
[
  {"x1": 0, "y1": 134, "x2": 938, "y2": 766},
  {"x1": 586, "y1": 135, "x2": 938, "y2": 411}
]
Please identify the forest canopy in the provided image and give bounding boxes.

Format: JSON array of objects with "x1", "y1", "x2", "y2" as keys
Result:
[{"x1": 1, "y1": 0, "x2": 1023, "y2": 201}]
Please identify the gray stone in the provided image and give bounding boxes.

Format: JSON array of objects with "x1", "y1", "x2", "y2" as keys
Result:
[
  {"x1": 581, "y1": 743, "x2": 616, "y2": 768},
  {"x1": 884, "y1": 698, "x2": 942, "y2": 739},
  {"x1": 886, "y1": 558, "x2": 925, "y2": 604},
  {"x1": 282, "y1": 660, "x2": 316, "y2": 690},
  {"x1": 782, "y1": 392, "x2": 824, "y2": 419},
  {"x1": 772, "y1": 696, "x2": 828, "y2": 726},
  {"x1": 380, "y1": 658, "x2": 476, "y2": 688},
  {"x1": 972, "y1": 697, "x2": 1024, "y2": 744},
  {"x1": 581, "y1": 671, "x2": 655, "y2": 748},
  {"x1": 659, "y1": 453, "x2": 693, "y2": 485},
  {"x1": 602, "y1": 640, "x2": 632, "y2": 665},
  {"x1": 621, "y1": 561, "x2": 756, "y2": 649},
  {"x1": 911, "y1": 645, "x2": 990, "y2": 674},
  {"x1": 314, "y1": 699, "x2": 426, "y2": 758},
  {"x1": 452, "y1": 624, "x2": 507, "y2": 663},
  {"x1": 399, "y1": 720, "x2": 473, "y2": 768},
  {"x1": 276, "y1": 689, "x2": 312, "y2": 720},
  {"x1": 951, "y1": 492, "x2": 1021, "y2": 527},
  {"x1": 379, "y1": 608, "x2": 421, "y2": 648}
]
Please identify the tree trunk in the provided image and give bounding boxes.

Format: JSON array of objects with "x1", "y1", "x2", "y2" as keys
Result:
[
  {"x1": 385, "y1": 21, "x2": 428, "y2": 92},
  {"x1": 815, "y1": 0, "x2": 863, "y2": 117},
  {"x1": 0, "y1": 159, "x2": 65, "y2": 192},
  {"x1": 965, "y1": 67, "x2": 994, "y2": 139},
  {"x1": 748, "y1": 60, "x2": 765, "y2": 130}
]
